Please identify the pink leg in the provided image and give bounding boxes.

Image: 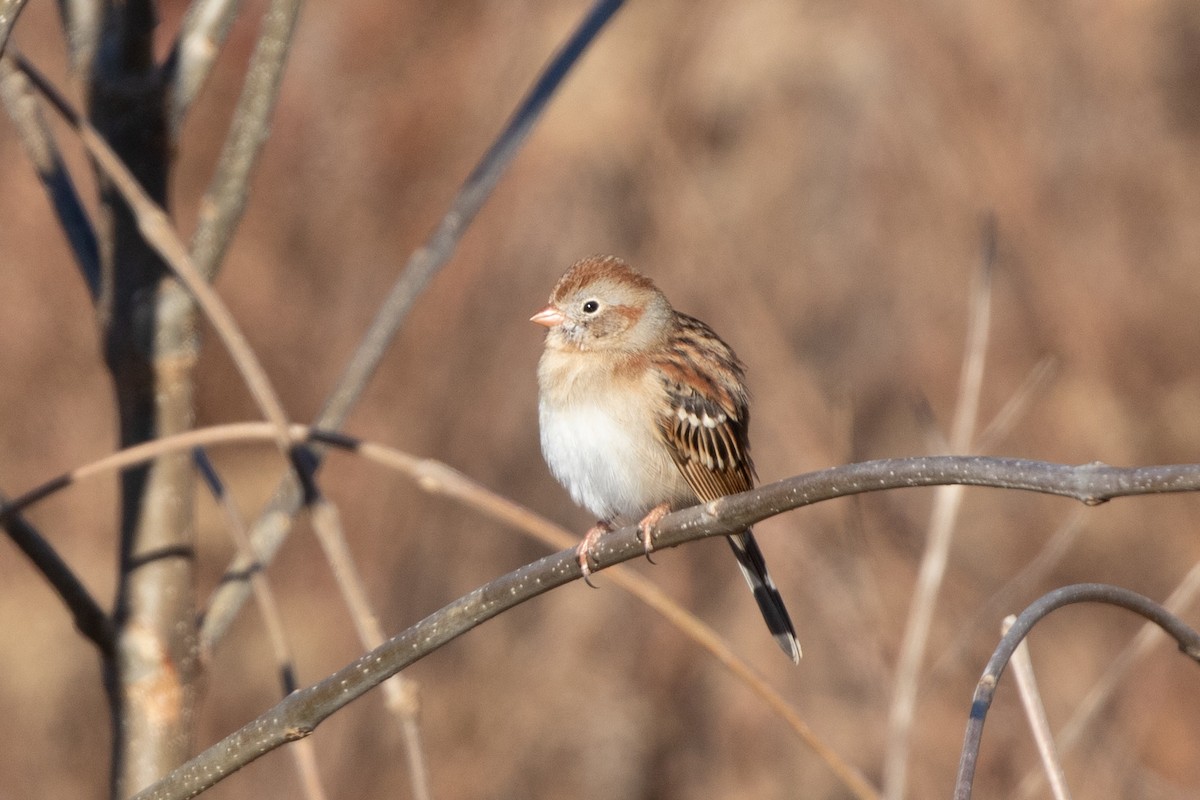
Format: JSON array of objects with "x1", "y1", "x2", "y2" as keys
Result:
[
  {"x1": 637, "y1": 502, "x2": 672, "y2": 556},
  {"x1": 576, "y1": 520, "x2": 613, "y2": 586}
]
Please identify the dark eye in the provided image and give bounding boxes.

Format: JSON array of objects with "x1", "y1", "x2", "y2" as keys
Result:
[{"x1": 582, "y1": 300, "x2": 600, "y2": 314}]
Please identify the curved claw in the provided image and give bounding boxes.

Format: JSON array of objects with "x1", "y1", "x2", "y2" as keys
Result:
[
  {"x1": 575, "y1": 521, "x2": 612, "y2": 588},
  {"x1": 637, "y1": 503, "x2": 671, "y2": 565}
]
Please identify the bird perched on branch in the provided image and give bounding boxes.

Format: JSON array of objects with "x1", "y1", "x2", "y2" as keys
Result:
[{"x1": 531, "y1": 255, "x2": 800, "y2": 662}]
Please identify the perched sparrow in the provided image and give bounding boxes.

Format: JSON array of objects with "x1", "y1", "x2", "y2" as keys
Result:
[{"x1": 531, "y1": 255, "x2": 800, "y2": 662}]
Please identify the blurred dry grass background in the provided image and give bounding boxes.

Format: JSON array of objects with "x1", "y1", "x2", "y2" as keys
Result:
[{"x1": 2, "y1": 0, "x2": 1200, "y2": 797}]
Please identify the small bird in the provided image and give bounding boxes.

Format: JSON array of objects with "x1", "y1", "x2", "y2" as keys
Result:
[{"x1": 531, "y1": 255, "x2": 800, "y2": 662}]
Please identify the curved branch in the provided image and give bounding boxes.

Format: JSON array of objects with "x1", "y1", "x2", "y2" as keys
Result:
[
  {"x1": 952, "y1": 584, "x2": 1200, "y2": 800},
  {"x1": 112, "y1": 453, "x2": 1200, "y2": 799}
]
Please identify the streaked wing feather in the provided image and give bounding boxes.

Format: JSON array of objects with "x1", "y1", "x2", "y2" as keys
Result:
[{"x1": 655, "y1": 314, "x2": 755, "y2": 502}]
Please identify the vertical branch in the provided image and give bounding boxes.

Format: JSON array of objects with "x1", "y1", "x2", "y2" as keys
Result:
[
  {"x1": 884, "y1": 218, "x2": 996, "y2": 800},
  {"x1": 88, "y1": 1, "x2": 198, "y2": 796},
  {"x1": 182, "y1": 0, "x2": 302, "y2": 278}
]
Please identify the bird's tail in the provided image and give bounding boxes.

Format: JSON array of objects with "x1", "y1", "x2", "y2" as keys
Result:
[{"x1": 727, "y1": 530, "x2": 801, "y2": 663}]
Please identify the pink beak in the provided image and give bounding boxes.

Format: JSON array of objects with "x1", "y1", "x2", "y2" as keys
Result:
[{"x1": 530, "y1": 305, "x2": 566, "y2": 327}]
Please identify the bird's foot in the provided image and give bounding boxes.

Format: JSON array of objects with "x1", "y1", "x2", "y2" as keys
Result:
[
  {"x1": 637, "y1": 502, "x2": 672, "y2": 564},
  {"x1": 576, "y1": 521, "x2": 613, "y2": 587}
]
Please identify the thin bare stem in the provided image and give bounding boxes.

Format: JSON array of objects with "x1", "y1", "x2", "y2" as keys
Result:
[
  {"x1": 1003, "y1": 615, "x2": 1072, "y2": 800},
  {"x1": 1014, "y1": 555, "x2": 1200, "y2": 799},
  {"x1": 9, "y1": 52, "x2": 294, "y2": 454},
  {"x1": 184, "y1": 0, "x2": 302, "y2": 276},
  {"x1": 0, "y1": 57, "x2": 100, "y2": 294},
  {"x1": 976, "y1": 356, "x2": 1057, "y2": 452},
  {"x1": 885, "y1": 218, "x2": 996, "y2": 800},
  {"x1": 166, "y1": 0, "x2": 243, "y2": 131},
  {"x1": 934, "y1": 507, "x2": 1086, "y2": 677},
  {"x1": 193, "y1": 452, "x2": 328, "y2": 800},
  {"x1": 953, "y1": 585, "x2": 1200, "y2": 800},
  {"x1": 0, "y1": 0, "x2": 28, "y2": 58},
  {"x1": 8, "y1": 425, "x2": 1200, "y2": 533},
  {"x1": 199, "y1": 0, "x2": 628, "y2": 654},
  {"x1": 0, "y1": 487, "x2": 113, "y2": 652},
  {"x1": 306, "y1": 500, "x2": 431, "y2": 800}
]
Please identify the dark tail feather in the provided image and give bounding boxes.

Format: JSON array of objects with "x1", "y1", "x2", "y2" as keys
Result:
[{"x1": 726, "y1": 530, "x2": 801, "y2": 663}]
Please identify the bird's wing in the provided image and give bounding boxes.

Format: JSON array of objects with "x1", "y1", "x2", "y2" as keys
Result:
[{"x1": 654, "y1": 315, "x2": 755, "y2": 502}]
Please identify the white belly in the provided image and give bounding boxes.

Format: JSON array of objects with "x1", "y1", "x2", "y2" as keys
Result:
[{"x1": 539, "y1": 395, "x2": 691, "y2": 522}]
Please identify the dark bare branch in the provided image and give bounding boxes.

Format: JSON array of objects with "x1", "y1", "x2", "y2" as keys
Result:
[{"x1": 952, "y1": 584, "x2": 1200, "y2": 800}]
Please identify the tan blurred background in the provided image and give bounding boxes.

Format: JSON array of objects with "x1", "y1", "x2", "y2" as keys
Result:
[{"x1": 3, "y1": 0, "x2": 1200, "y2": 797}]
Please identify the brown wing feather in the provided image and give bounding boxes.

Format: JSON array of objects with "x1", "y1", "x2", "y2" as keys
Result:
[{"x1": 654, "y1": 314, "x2": 755, "y2": 502}]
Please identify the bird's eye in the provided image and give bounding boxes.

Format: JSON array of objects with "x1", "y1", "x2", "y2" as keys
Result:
[{"x1": 582, "y1": 300, "x2": 600, "y2": 314}]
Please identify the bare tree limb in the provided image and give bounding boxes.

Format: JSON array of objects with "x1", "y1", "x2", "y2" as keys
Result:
[
  {"x1": 953, "y1": 584, "x2": 1200, "y2": 800},
  {"x1": 198, "y1": 0, "x2": 629, "y2": 654},
  {"x1": 0, "y1": 488, "x2": 113, "y2": 653}
]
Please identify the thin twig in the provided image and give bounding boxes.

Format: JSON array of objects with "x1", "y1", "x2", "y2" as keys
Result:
[
  {"x1": 885, "y1": 216, "x2": 996, "y2": 800},
  {"x1": 934, "y1": 507, "x2": 1086, "y2": 677},
  {"x1": 9, "y1": 52, "x2": 294, "y2": 455},
  {"x1": 165, "y1": 0, "x2": 243, "y2": 131},
  {"x1": 0, "y1": 488, "x2": 113, "y2": 653},
  {"x1": 193, "y1": 451, "x2": 329, "y2": 800},
  {"x1": 0, "y1": 56, "x2": 100, "y2": 294},
  {"x1": 976, "y1": 356, "x2": 1057, "y2": 453},
  {"x1": 306, "y1": 500, "x2": 431, "y2": 800},
  {"x1": 1014, "y1": 556, "x2": 1200, "y2": 799},
  {"x1": 1003, "y1": 615, "x2": 1072, "y2": 800},
  {"x1": 7, "y1": 423, "x2": 1200, "y2": 531},
  {"x1": 953, "y1": 585, "x2": 1200, "y2": 800},
  {"x1": 183, "y1": 0, "x2": 302, "y2": 277},
  {"x1": 199, "y1": 0, "x2": 629, "y2": 654},
  {"x1": 0, "y1": 0, "x2": 28, "y2": 59}
]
